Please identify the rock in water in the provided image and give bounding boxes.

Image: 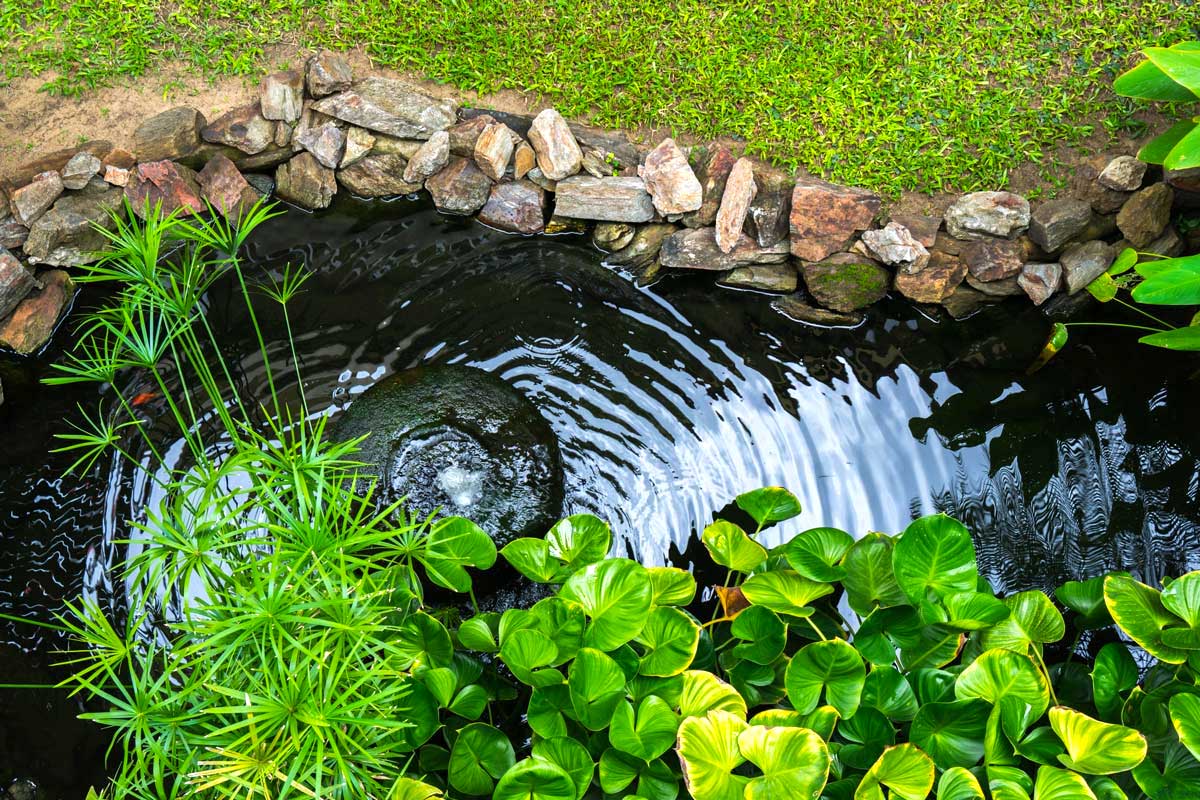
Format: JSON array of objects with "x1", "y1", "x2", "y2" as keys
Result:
[
  {"x1": 425, "y1": 157, "x2": 492, "y2": 214},
  {"x1": 0, "y1": 269, "x2": 74, "y2": 355},
  {"x1": 339, "y1": 153, "x2": 422, "y2": 198},
  {"x1": 478, "y1": 181, "x2": 546, "y2": 234},
  {"x1": 1018, "y1": 262, "x2": 1062, "y2": 306},
  {"x1": 330, "y1": 365, "x2": 563, "y2": 548},
  {"x1": 275, "y1": 153, "x2": 337, "y2": 210},
  {"x1": 1061, "y1": 240, "x2": 1114, "y2": 294},
  {"x1": 799, "y1": 253, "x2": 891, "y2": 312}
]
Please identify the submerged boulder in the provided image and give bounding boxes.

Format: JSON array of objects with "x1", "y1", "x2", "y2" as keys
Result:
[{"x1": 331, "y1": 365, "x2": 563, "y2": 548}]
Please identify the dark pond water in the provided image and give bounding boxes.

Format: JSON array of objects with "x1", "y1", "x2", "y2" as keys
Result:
[{"x1": 2, "y1": 194, "x2": 1199, "y2": 797}]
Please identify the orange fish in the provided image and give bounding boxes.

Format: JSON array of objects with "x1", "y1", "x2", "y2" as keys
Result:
[{"x1": 131, "y1": 391, "x2": 159, "y2": 406}]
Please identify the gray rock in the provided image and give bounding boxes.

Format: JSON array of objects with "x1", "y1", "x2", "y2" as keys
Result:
[
  {"x1": 0, "y1": 269, "x2": 74, "y2": 355},
  {"x1": 403, "y1": 130, "x2": 450, "y2": 182},
  {"x1": 961, "y1": 237, "x2": 1025, "y2": 282},
  {"x1": 606, "y1": 223, "x2": 676, "y2": 271},
  {"x1": 568, "y1": 122, "x2": 640, "y2": 175},
  {"x1": 1060, "y1": 240, "x2": 1115, "y2": 294},
  {"x1": 894, "y1": 251, "x2": 967, "y2": 303},
  {"x1": 0, "y1": 247, "x2": 39, "y2": 319},
  {"x1": 580, "y1": 147, "x2": 613, "y2": 178},
  {"x1": 371, "y1": 135, "x2": 424, "y2": 159},
  {"x1": 24, "y1": 185, "x2": 125, "y2": 266},
  {"x1": 202, "y1": 103, "x2": 275, "y2": 155},
  {"x1": 789, "y1": 177, "x2": 882, "y2": 261},
  {"x1": 60, "y1": 151, "x2": 102, "y2": 190},
  {"x1": 682, "y1": 143, "x2": 735, "y2": 228},
  {"x1": 338, "y1": 153, "x2": 422, "y2": 198},
  {"x1": 425, "y1": 157, "x2": 492, "y2": 214},
  {"x1": 1018, "y1": 262, "x2": 1062, "y2": 306},
  {"x1": 1029, "y1": 198, "x2": 1092, "y2": 252},
  {"x1": 660, "y1": 227, "x2": 789, "y2": 271},
  {"x1": 1082, "y1": 181, "x2": 1131, "y2": 215},
  {"x1": 799, "y1": 252, "x2": 891, "y2": 311},
  {"x1": 524, "y1": 167, "x2": 557, "y2": 192},
  {"x1": 276, "y1": 152, "x2": 337, "y2": 209},
  {"x1": 1116, "y1": 183, "x2": 1173, "y2": 248},
  {"x1": 341, "y1": 126, "x2": 376, "y2": 168},
  {"x1": 745, "y1": 170, "x2": 793, "y2": 247},
  {"x1": 307, "y1": 50, "x2": 354, "y2": 97},
  {"x1": 260, "y1": 70, "x2": 304, "y2": 123},
  {"x1": 133, "y1": 106, "x2": 205, "y2": 162},
  {"x1": 11, "y1": 172, "x2": 64, "y2": 226},
  {"x1": 861, "y1": 221, "x2": 930, "y2": 273},
  {"x1": 312, "y1": 78, "x2": 458, "y2": 139},
  {"x1": 0, "y1": 220, "x2": 28, "y2": 249},
  {"x1": 448, "y1": 115, "x2": 496, "y2": 157},
  {"x1": 474, "y1": 122, "x2": 515, "y2": 181},
  {"x1": 593, "y1": 222, "x2": 636, "y2": 253},
  {"x1": 554, "y1": 176, "x2": 655, "y2": 222},
  {"x1": 771, "y1": 294, "x2": 864, "y2": 327},
  {"x1": 715, "y1": 158, "x2": 757, "y2": 254},
  {"x1": 528, "y1": 109, "x2": 582, "y2": 181},
  {"x1": 718, "y1": 263, "x2": 797, "y2": 293},
  {"x1": 1098, "y1": 156, "x2": 1146, "y2": 192},
  {"x1": 638, "y1": 138, "x2": 703, "y2": 215},
  {"x1": 296, "y1": 122, "x2": 347, "y2": 169},
  {"x1": 1141, "y1": 226, "x2": 1185, "y2": 258},
  {"x1": 197, "y1": 155, "x2": 261, "y2": 220},
  {"x1": 477, "y1": 180, "x2": 546, "y2": 234},
  {"x1": 887, "y1": 213, "x2": 941, "y2": 248},
  {"x1": 944, "y1": 191, "x2": 1030, "y2": 240},
  {"x1": 244, "y1": 173, "x2": 275, "y2": 197}
]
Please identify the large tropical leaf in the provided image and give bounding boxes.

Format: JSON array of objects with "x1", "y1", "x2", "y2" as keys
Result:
[
  {"x1": 1140, "y1": 325, "x2": 1200, "y2": 352},
  {"x1": 786, "y1": 527, "x2": 854, "y2": 582},
  {"x1": 854, "y1": 743, "x2": 936, "y2": 800},
  {"x1": 785, "y1": 638, "x2": 866, "y2": 718},
  {"x1": 636, "y1": 606, "x2": 700, "y2": 677},
  {"x1": 1034, "y1": 766, "x2": 1097, "y2": 800},
  {"x1": 1137, "y1": 119, "x2": 1199, "y2": 165},
  {"x1": 735, "y1": 487, "x2": 802, "y2": 526},
  {"x1": 1115, "y1": 43, "x2": 1200, "y2": 100},
  {"x1": 955, "y1": 649, "x2": 1050, "y2": 738},
  {"x1": 1131, "y1": 255, "x2": 1200, "y2": 307},
  {"x1": 1049, "y1": 706, "x2": 1148, "y2": 775},
  {"x1": 1092, "y1": 643, "x2": 1138, "y2": 721},
  {"x1": 531, "y1": 737, "x2": 594, "y2": 800},
  {"x1": 741, "y1": 570, "x2": 833, "y2": 618},
  {"x1": 546, "y1": 514, "x2": 611, "y2": 571},
  {"x1": 937, "y1": 767, "x2": 986, "y2": 800},
  {"x1": 492, "y1": 758, "x2": 577, "y2": 800},
  {"x1": 610, "y1": 696, "x2": 679, "y2": 762},
  {"x1": 702, "y1": 520, "x2": 767, "y2": 573},
  {"x1": 1103, "y1": 575, "x2": 1188, "y2": 664},
  {"x1": 892, "y1": 515, "x2": 978, "y2": 605},
  {"x1": 1169, "y1": 693, "x2": 1200, "y2": 762},
  {"x1": 568, "y1": 648, "x2": 627, "y2": 731},
  {"x1": 678, "y1": 670, "x2": 748, "y2": 719},
  {"x1": 738, "y1": 724, "x2": 831, "y2": 800},
  {"x1": 560, "y1": 558, "x2": 652, "y2": 651},
  {"x1": 648, "y1": 566, "x2": 697, "y2": 606},
  {"x1": 500, "y1": 628, "x2": 560, "y2": 687},
  {"x1": 1055, "y1": 576, "x2": 1112, "y2": 629},
  {"x1": 730, "y1": 605, "x2": 787, "y2": 665},
  {"x1": 842, "y1": 532, "x2": 909, "y2": 615},
  {"x1": 1143, "y1": 46, "x2": 1200, "y2": 95},
  {"x1": 676, "y1": 709, "x2": 749, "y2": 800},
  {"x1": 420, "y1": 516, "x2": 497, "y2": 592},
  {"x1": 861, "y1": 667, "x2": 920, "y2": 722},
  {"x1": 910, "y1": 699, "x2": 989, "y2": 768},
  {"x1": 447, "y1": 723, "x2": 515, "y2": 796},
  {"x1": 980, "y1": 591, "x2": 1065, "y2": 653}
]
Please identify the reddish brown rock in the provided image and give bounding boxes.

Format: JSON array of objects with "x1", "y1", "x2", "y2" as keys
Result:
[
  {"x1": 474, "y1": 122, "x2": 515, "y2": 181},
  {"x1": 425, "y1": 157, "x2": 492, "y2": 214},
  {"x1": 715, "y1": 158, "x2": 757, "y2": 254},
  {"x1": 961, "y1": 238, "x2": 1025, "y2": 282},
  {"x1": 202, "y1": 103, "x2": 276, "y2": 155},
  {"x1": 682, "y1": 143, "x2": 736, "y2": 228},
  {"x1": 0, "y1": 247, "x2": 39, "y2": 320},
  {"x1": 477, "y1": 181, "x2": 546, "y2": 234},
  {"x1": 0, "y1": 270, "x2": 74, "y2": 355},
  {"x1": 528, "y1": 109, "x2": 582, "y2": 181},
  {"x1": 276, "y1": 153, "x2": 337, "y2": 209},
  {"x1": 125, "y1": 160, "x2": 204, "y2": 218},
  {"x1": 448, "y1": 115, "x2": 497, "y2": 157},
  {"x1": 894, "y1": 251, "x2": 966, "y2": 303},
  {"x1": 639, "y1": 138, "x2": 702, "y2": 215},
  {"x1": 198, "y1": 155, "x2": 260, "y2": 219},
  {"x1": 789, "y1": 178, "x2": 881, "y2": 262},
  {"x1": 1018, "y1": 262, "x2": 1062, "y2": 306},
  {"x1": 104, "y1": 165, "x2": 130, "y2": 187},
  {"x1": 513, "y1": 141, "x2": 536, "y2": 180},
  {"x1": 10, "y1": 172, "x2": 64, "y2": 226},
  {"x1": 134, "y1": 107, "x2": 205, "y2": 163}
]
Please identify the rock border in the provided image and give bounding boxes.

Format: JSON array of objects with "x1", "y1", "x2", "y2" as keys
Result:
[{"x1": 1, "y1": 53, "x2": 1197, "y2": 359}]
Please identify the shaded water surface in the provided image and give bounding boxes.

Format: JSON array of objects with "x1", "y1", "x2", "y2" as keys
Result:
[{"x1": 2, "y1": 195, "x2": 1199, "y2": 796}]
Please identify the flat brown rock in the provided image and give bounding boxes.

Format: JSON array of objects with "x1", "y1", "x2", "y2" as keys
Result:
[
  {"x1": 425, "y1": 157, "x2": 492, "y2": 214},
  {"x1": 961, "y1": 238, "x2": 1024, "y2": 282},
  {"x1": 336, "y1": 153, "x2": 420, "y2": 198},
  {"x1": 125, "y1": 161, "x2": 204, "y2": 218},
  {"x1": 307, "y1": 51, "x2": 354, "y2": 98},
  {"x1": 24, "y1": 185, "x2": 125, "y2": 266},
  {"x1": 553, "y1": 176, "x2": 655, "y2": 223},
  {"x1": 10, "y1": 172, "x2": 64, "y2": 227},
  {"x1": 789, "y1": 178, "x2": 881, "y2": 262},
  {"x1": 403, "y1": 131, "x2": 450, "y2": 182},
  {"x1": 202, "y1": 103, "x2": 275, "y2": 155},
  {"x1": 660, "y1": 227, "x2": 789, "y2": 271},
  {"x1": 477, "y1": 181, "x2": 546, "y2": 234},
  {"x1": 198, "y1": 155, "x2": 260, "y2": 220},
  {"x1": 276, "y1": 152, "x2": 337, "y2": 209},
  {"x1": 894, "y1": 251, "x2": 966, "y2": 303},
  {"x1": 0, "y1": 269, "x2": 74, "y2": 355},
  {"x1": 134, "y1": 107, "x2": 205, "y2": 163}
]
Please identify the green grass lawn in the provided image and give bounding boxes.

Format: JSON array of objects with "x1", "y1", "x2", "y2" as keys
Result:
[{"x1": 0, "y1": 0, "x2": 1195, "y2": 193}]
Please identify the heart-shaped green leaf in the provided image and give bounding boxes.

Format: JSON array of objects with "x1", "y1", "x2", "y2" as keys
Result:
[
  {"x1": 1169, "y1": 693, "x2": 1200, "y2": 762},
  {"x1": 611, "y1": 695, "x2": 679, "y2": 761},
  {"x1": 785, "y1": 638, "x2": 866, "y2": 719},
  {"x1": 735, "y1": 487, "x2": 802, "y2": 527},
  {"x1": 937, "y1": 766, "x2": 986, "y2": 800},
  {"x1": 730, "y1": 605, "x2": 787, "y2": 665},
  {"x1": 388, "y1": 777, "x2": 444, "y2": 800},
  {"x1": 862, "y1": 667, "x2": 920, "y2": 722},
  {"x1": 635, "y1": 606, "x2": 700, "y2": 676},
  {"x1": 678, "y1": 670, "x2": 747, "y2": 720},
  {"x1": 911, "y1": 699, "x2": 989, "y2": 768},
  {"x1": 1034, "y1": 766, "x2": 1097, "y2": 800},
  {"x1": 1049, "y1": 706, "x2": 1147, "y2": 774},
  {"x1": 981, "y1": 590, "x2": 1065, "y2": 653},
  {"x1": 741, "y1": 569, "x2": 833, "y2": 618},
  {"x1": 1103, "y1": 575, "x2": 1188, "y2": 663},
  {"x1": 493, "y1": 757, "x2": 576, "y2": 800},
  {"x1": 396, "y1": 611, "x2": 454, "y2": 670},
  {"x1": 955, "y1": 649, "x2": 1050, "y2": 739},
  {"x1": 785, "y1": 527, "x2": 854, "y2": 582},
  {"x1": 738, "y1": 724, "x2": 831, "y2": 800},
  {"x1": 893, "y1": 515, "x2": 978, "y2": 605},
  {"x1": 842, "y1": 532, "x2": 908, "y2": 616},
  {"x1": 677, "y1": 709, "x2": 749, "y2": 800},
  {"x1": 420, "y1": 516, "x2": 497, "y2": 592},
  {"x1": 529, "y1": 596, "x2": 585, "y2": 666},
  {"x1": 855, "y1": 743, "x2": 936, "y2": 800},
  {"x1": 1092, "y1": 643, "x2": 1138, "y2": 721},
  {"x1": 457, "y1": 612, "x2": 501, "y2": 653},
  {"x1": 568, "y1": 647, "x2": 626, "y2": 730},
  {"x1": 500, "y1": 628, "x2": 560, "y2": 687},
  {"x1": 560, "y1": 558, "x2": 652, "y2": 651},
  {"x1": 943, "y1": 591, "x2": 1011, "y2": 632},
  {"x1": 546, "y1": 514, "x2": 611, "y2": 570},
  {"x1": 500, "y1": 538, "x2": 562, "y2": 583},
  {"x1": 1131, "y1": 254, "x2": 1200, "y2": 306},
  {"x1": 648, "y1": 566, "x2": 697, "y2": 606},
  {"x1": 1055, "y1": 576, "x2": 1112, "y2": 629},
  {"x1": 448, "y1": 723, "x2": 515, "y2": 796},
  {"x1": 702, "y1": 520, "x2": 768, "y2": 573},
  {"x1": 531, "y1": 736, "x2": 594, "y2": 800}
]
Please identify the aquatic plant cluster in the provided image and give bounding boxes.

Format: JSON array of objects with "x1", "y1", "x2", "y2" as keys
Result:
[{"x1": 10, "y1": 203, "x2": 1199, "y2": 800}]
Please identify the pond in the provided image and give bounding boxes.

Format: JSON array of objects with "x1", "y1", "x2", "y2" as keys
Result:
[{"x1": 2, "y1": 194, "x2": 1199, "y2": 797}]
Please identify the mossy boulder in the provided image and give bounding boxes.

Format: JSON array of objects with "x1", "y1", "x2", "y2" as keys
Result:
[
  {"x1": 331, "y1": 365, "x2": 563, "y2": 547},
  {"x1": 798, "y1": 253, "x2": 891, "y2": 312}
]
